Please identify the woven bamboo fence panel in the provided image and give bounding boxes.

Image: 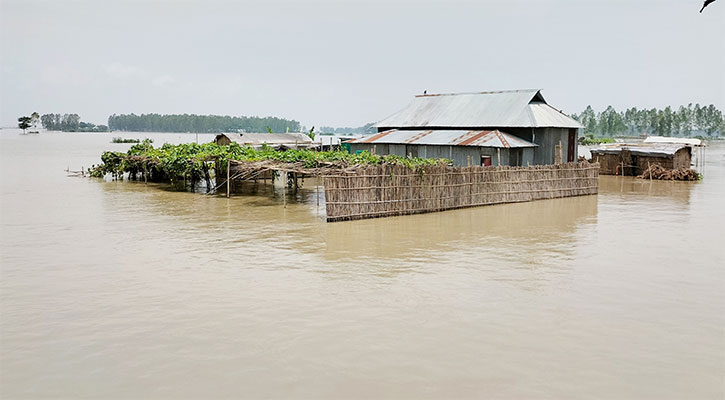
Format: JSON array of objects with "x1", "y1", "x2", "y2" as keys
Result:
[{"x1": 323, "y1": 161, "x2": 599, "y2": 222}]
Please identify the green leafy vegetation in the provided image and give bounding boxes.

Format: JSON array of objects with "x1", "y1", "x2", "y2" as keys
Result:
[
  {"x1": 578, "y1": 135, "x2": 615, "y2": 145},
  {"x1": 571, "y1": 104, "x2": 724, "y2": 137},
  {"x1": 17, "y1": 112, "x2": 39, "y2": 133},
  {"x1": 89, "y1": 141, "x2": 449, "y2": 188},
  {"x1": 40, "y1": 113, "x2": 108, "y2": 132},
  {"x1": 17, "y1": 116, "x2": 32, "y2": 133},
  {"x1": 107, "y1": 113, "x2": 300, "y2": 133}
]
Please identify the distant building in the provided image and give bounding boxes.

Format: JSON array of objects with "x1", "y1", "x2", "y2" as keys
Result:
[
  {"x1": 349, "y1": 89, "x2": 581, "y2": 166},
  {"x1": 590, "y1": 144, "x2": 692, "y2": 175},
  {"x1": 214, "y1": 132, "x2": 314, "y2": 150}
]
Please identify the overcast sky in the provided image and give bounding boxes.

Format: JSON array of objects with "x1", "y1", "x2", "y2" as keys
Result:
[{"x1": 1, "y1": 0, "x2": 723, "y2": 128}]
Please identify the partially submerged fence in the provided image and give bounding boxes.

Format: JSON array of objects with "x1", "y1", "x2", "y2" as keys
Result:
[{"x1": 323, "y1": 162, "x2": 599, "y2": 222}]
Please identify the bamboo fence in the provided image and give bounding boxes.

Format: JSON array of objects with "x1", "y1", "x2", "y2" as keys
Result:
[{"x1": 323, "y1": 162, "x2": 599, "y2": 222}]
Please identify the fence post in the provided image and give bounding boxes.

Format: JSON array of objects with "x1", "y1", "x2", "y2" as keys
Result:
[{"x1": 226, "y1": 159, "x2": 230, "y2": 198}]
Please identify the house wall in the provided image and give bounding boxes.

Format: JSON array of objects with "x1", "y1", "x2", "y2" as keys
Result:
[
  {"x1": 476, "y1": 127, "x2": 578, "y2": 165},
  {"x1": 349, "y1": 143, "x2": 519, "y2": 166}
]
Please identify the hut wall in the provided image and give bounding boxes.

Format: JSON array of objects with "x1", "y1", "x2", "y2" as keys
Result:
[
  {"x1": 593, "y1": 149, "x2": 689, "y2": 176},
  {"x1": 633, "y1": 155, "x2": 673, "y2": 174},
  {"x1": 672, "y1": 147, "x2": 692, "y2": 169},
  {"x1": 323, "y1": 161, "x2": 600, "y2": 222},
  {"x1": 592, "y1": 153, "x2": 621, "y2": 175}
]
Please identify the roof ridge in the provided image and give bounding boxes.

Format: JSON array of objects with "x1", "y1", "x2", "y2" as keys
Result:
[{"x1": 415, "y1": 89, "x2": 541, "y2": 98}]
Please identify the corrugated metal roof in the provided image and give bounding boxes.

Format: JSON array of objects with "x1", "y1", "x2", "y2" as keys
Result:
[
  {"x1": 348, "y1": 129, "x2": 537, "y2": 148},
  {"x1": 376, "y1": 89, "x2": 582, "y2": 129},
  {"x1": 643, "y1": 136, "x2": 703, "y2": 146},
  {"x1": 590, "y1": 143, "x2": 687, "y2": 157}
]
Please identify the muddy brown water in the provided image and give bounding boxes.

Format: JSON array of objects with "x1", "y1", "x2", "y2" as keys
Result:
[{"x1": 1, "y1": 130, "x2": 723, "y2": 399}]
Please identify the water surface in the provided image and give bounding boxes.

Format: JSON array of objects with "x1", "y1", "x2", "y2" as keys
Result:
[{"x1": 1, "y1": 130, "x2": 723, "y2": 399}]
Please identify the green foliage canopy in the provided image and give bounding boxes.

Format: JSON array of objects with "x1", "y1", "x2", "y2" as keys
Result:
[
  {"x1": 40, "y1": 113, "x2": 108, "y2": 132},
  {"x1": 570, "y1": 103, "x2": 724, "y2": 137},
  {"x1": 17, "y1": 116, "x2": 32, "y2": 132},
  {"x1": 89, "y1": 141, "x2": 450, "y2": 185},
  {"x1": 107, "y1": 113, "x2": 301, "y2": 134}
]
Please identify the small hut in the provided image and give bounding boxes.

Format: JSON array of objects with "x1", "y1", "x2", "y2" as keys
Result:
[
  {"x1": 590, "y1": 144, "x2": 691, "y2": 175},
  {"x1": 214, "y1": 132, "x2": 315, "y2": 150}
]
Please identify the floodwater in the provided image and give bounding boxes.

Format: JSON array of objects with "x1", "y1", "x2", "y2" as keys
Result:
[{"x1": 1, "y1": 130, "x2": 723, "y2": 399}]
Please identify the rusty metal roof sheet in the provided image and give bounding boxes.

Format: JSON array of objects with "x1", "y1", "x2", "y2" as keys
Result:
[
  {"x1": 375, "y1": 89, "x2": 582, "y2": 129},
  {"x1": 349, "y1": 129, "x2": 537, "y2": 148}
]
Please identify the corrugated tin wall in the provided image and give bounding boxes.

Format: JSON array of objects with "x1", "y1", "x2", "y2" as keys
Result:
[{"x1": 349, "y1": 143, "x2": 523, "y2": 167}]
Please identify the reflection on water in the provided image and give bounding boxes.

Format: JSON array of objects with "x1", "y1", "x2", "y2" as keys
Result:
[
  {"x1": 1, "y1": 131, "x2": 724, "y2": 399},
  {"x1": 323, "y1": 195, "x2": 598, "y2": 260},
  {"x1": 600, "y1": 175, "x2": 695, "y2": 205}
]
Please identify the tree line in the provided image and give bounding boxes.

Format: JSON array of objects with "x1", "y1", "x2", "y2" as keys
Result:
[
  {"x1": 107, "y1": 113, "x2": 301, "y2": 133},
  {"x1": 570, "y1": 103, "x2": 724, "y2": 137},
  {"x1": 40, "y1": 113, "x2": 108, "y2": 132}
]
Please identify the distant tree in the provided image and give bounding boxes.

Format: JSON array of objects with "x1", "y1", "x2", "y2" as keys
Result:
[
  {"x1": 40, "y1": 114, "x2": 56, "y2": 130},
  {"x1": 574, "y1": 103, "x2": 723, "y2": 137},
  {"x1": 17, "y1": 116, "x2": 32, "y2": 133},
  {"x1": 578, "y1": 106, "x2": 598, "y2": 134},
  {"x1": 106, "y1": 113, "x2": 301, "y2": 133},
  {"x1": 30, "y1": 112, "x2": 39, "y2": 129}
]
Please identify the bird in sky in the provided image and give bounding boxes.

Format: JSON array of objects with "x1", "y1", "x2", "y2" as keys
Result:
[{"x1": 700, "y1": 0, "x2": 717, "y2": 13}]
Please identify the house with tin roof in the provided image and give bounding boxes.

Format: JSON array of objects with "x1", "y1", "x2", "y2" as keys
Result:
[{"x1": 348, "y1": 89, "x2": 581, "y2": 166}]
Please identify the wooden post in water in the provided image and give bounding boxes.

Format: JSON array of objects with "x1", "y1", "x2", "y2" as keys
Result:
[
  {"x1": 283, "y1": 172, "x2": 287, "y2": 209},
  {"x1": 226, "y1": 159, "x2": 231, "y2": 198}
]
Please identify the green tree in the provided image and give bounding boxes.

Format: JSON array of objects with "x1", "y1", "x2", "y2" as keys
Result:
[{"x1": 17, "y1": 116, "x2": 32, "y2": 133}]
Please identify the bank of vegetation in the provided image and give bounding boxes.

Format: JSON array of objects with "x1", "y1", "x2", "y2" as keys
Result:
[
  {"x1": 571, "y1": 104, "x2": 724, "y2": 138},
  {"x1": 40, "y1": 113, "x2": 108, "y2": 132},
  {"x1": 89, "y1": 141, "x2": 448, "y2": 189},
  {"x1": 107, "y1": 113, "x2": 301, "y2": 133},
  {"x1": 578, "y1": 135, "x2": 615, "y2": 145}
]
